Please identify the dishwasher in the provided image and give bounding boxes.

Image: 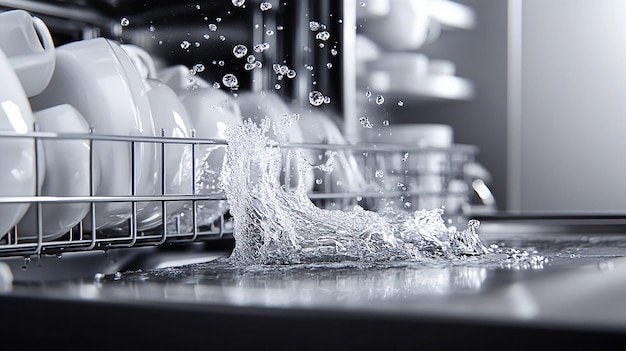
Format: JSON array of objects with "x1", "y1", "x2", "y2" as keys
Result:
[{"x1": 1, "y1": 0, "x2": 626, "y2": 348}]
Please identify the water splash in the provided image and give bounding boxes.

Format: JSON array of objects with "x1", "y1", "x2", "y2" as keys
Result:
[{"x1": 220, "y1": 118, "x2": 489, "y2": 266}]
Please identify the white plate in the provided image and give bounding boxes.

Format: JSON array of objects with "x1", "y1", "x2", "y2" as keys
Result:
[
  {"x1": 237, "y1": 91, "x2": 315, "y2": 191},
  {"x1": 0, "y1": 48, "x2": 38, "y2": 238},
  {"x1": 29, "y1": 37, "x2": 157, "y2": 230},
  {"x1": 173, "y1": 86, "x2": 242, "y2": 229},
  {"x1": 17, "y1": 104, "x2": 98, "y2": 240}
]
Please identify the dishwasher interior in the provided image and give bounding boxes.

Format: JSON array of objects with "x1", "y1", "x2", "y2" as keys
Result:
[{"x1": 1, "y1": 0, "x2": 626, "y2": 348}]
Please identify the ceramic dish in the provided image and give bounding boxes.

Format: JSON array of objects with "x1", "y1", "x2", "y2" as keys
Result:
[
  {"x1": 0, "y1": 48, "x2": 39, "y2": 238},
  {"x1": 29, "y1": 37, "x2": 157, "y2": 231},
  {"x1": 237, "y1": 91, "x2": 315, "y2": 192},
  {"x1": 17, "y1": 104, "x2": 98, "y2": 240},
  {"x1": 121, "y1": 44, "x2": 194, "y2": 231},
  {"x1": 169, "y1": 86, "x2": 243, "y2": 230}
]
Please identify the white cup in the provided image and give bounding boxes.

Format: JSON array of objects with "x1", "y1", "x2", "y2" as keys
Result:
[
  {"x1": 17, "y1": 104, "x2": 98, "y2": 240},
  {"x1": 0, "y1": 48, "x2": 38, "y2": 238},
  {"x1": 0, "y1": 9, "x2": 55, "y2": 97}
]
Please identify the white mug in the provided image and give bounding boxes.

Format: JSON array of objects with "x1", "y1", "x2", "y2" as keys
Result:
[{"x1": 0, "y1": 9, "x2": 55, "y2": 97}]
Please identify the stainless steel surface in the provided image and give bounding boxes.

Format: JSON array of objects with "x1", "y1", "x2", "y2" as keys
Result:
[{"x1": 2, "y1": 216, "x2": 626, "y2": 347}]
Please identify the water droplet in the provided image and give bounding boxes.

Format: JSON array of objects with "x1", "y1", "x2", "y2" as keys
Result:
[
  {"x1": 382, "y1": 120, "x2": 390, "y2": 126},
  {"x1": 306, "y1": 65, "x2": 314, "y2": 71},
  {"x1": 216, "y1": 17, "x2": 222, "y2": 23},
  {"x1": 360, "y1": 1, "x2": 366, "y2": 7},
  {"x1": 246, "y1": 55, "x2": 256, "y2": 63},
  {"x1": 375, "y1": 169, "x2": 384, "y2": 178},
  {"x1": 255, "y1": 61, "x2": 263, "y2": 68},
  {"x1": 375, "y1": 95, "x2": 385, "y2": 105},
  {"x1": 218, "y1": 60, "x2": 225, "y2": 66},
  {"x1": 365, "y1": 90, "x2": 372, "y2": 98},
  {"x1": 402, "y1": 153, "x2": 409, "y2": 162},
  {"x1": 213, "y1": 82, "x2": 221, "y2": 89},
  {"x1": 309, "y1": 21, "x2": 322, "y2": 31},
  {"x1": 326, "y1": 62, "x2": 333, "y2": 69},
  {"x1": 192, "y1": 63, "x2": 205, "y2": 73},
  {"x1": 233, "y1": 44, "x2": 248, "y2": 58},
  {"x1": 260, "y1": 1, "x2": 273, "y2": 11},
  {"x1": 220, "y1": 35, "x2": 226, "y2": 41},
  {"x1": 222, "y1": 73, "x2": 239, "y2": 89},
  {"x1": 309, "y1": 90, "x2": 325, "y2": 106},
  {"x1": 180, "y1": 40, "x2": 191, "y2": 50},
  {"x1": 232, "y1": 0, "x2": 246, "y2": 7},
  {"x1": 315, "y1": 179, "x2": 323, "y2": 185},
  {"x1": 94, "y1": 272, "x2": 105, "y2": 281},
  {"x1": 331, "y1": 48, "x2": 338, "y2": 56},
  {"x1": 244, "y1": 63, "x2": 256, "y2": 70},
  {"x1": 120, "y1": 17, "x2": 130, "y2": 26},
  {"x1": 266, "y1": 30, "x2": 275, "y2": 36},
  {"x1": 286, "y1": 69, "x2": 297, "y2": 78},
  {"x1": 397, "y1": 100, "x2": 404, "y2": 107},
  {"x1": 254, "y1": 43, "x2": 270, "y2": 53},
  {"x1": 203, "y1": 34, "x2": 210, "y2": 40},
  {"x1": 277, "y1": 25, "x2": 284, "y2": 31},
  {"x1": 274, "y1": 83, "x2": 281, "y2": 90},
  {"x1": 194, "y1": 41, "x2": 201, "y2": 47},
  {"x1": 319, "y1": 43, "x2": 325, "y2": 48},
  {"x1": 323, "y1": 96, "x2": 331, "y2": 104},
  {"x1": 316, "y1": 31, "x2": 330, "y2": 41},
  {"x1": 359, "y1": 116, "x2": 373, "y2": 128},
  {"x1": 149, "y1": 24, "x2": 156, "y2": 32}
]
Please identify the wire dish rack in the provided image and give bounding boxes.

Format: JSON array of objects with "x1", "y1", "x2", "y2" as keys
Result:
[{"x1": 0, "y1": 128, "x2": 493, "y2": 258}]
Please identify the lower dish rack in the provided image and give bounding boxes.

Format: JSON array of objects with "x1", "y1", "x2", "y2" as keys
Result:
[{"x1": 0, "y1": 127, "x2": 493, "y2": 259}]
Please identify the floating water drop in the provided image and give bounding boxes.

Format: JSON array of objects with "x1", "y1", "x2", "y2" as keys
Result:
[
  {"x1": 260, "y1": 1, "x2": 273, "y2": 11},
  {"x1": 365, "y1": 90, "x2": 372, "y2": 98},
  {"x1": 208, "y1": 23, "x2": 218, "y2": 31},
  {"x1": 286, "y1": 69, "x2": 297, "y2": 78},
  {"x1": 309, "y1": 90, "x2": 325, "y2": 106},
  {"x1": 398, "y1": 100, "x2": 404, "y2": 106},
  {"x1": 244, "y1": 63, "x2": 256, "y2": 70},
  {"x1": 277, "y1": 25, "x2": 284, "y2": 31},
  {"x1": 149, "y1": 24, "x2": 155, "y2": 32},
  {"x1": 220, "y1": 35, "x2": 226, "y2": 41},
  {"x1": 316, "y1": 31, "x2": 330, "y2": 41},
  {"x1": 192, "y1": 63, "x2": 205, "y2": 73},
  {"x1": 309, "y1": 21, "x2": 322, "y2": 31},
  {"x1": 402, "y1": 153, "x2": 409, "y2": 162},
  {"x1": 326, "y1": 62, "x2": 333, "y2": 69},
  {"x1": 222, "y1": 73, "x2": 239, "y2": 89},
  {"x1": 382, "y1": 120, "x2": 390, "y2": 126},
  {"x1": 180, "y1": 40, "x2": 191, "y2": 50},
  {"x1": 266, "y1": 30, "x2": 275, "y2": 36},
  {"x1": 331, "y1": 48, "x2": 338, "y2": 56},
  {"x1": 274, "y1": 83, "x2": 282, "y2": 90},
  {"x1": 232, "y1": 0, "x2": 245, "y2": 7},
  {"x1": 376, "y1": 95, "x2": 385, "y2": 105},
  {"x1": 375, "y1": 169, "x2": 384, "y2": 178},
  {"x1": 203, "y1": 34, "x2": 210, "y2": 40},
  {"x1": 120, "y1": 17, "x2": 130, "y2": 26},
  {"x1": 233, "y1": 44, "x2": 248, "y2": 58}
]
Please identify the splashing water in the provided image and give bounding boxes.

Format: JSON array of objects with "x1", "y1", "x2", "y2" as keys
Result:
[{"x1": 220, "y1": 118, "x2": 489, "y2": 266}]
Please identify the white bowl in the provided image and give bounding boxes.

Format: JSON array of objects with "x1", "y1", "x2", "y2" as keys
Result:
[
  {"x1": 29, "y1": 37, "x2": 157, "y2": 231},
  {"x1": 0, "y1": 48, "x2": 38, "y2": 238},
  {"x1": 17, "y1": 104, "x2": 98, "y2": 240}
]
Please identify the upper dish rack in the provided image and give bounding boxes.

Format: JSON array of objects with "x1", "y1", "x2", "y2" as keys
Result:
[{"x1": 0, "y1": 126, "x2": 491, "y2": 258}]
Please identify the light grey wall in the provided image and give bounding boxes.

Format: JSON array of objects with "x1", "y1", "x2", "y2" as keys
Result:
[{"x1": 517, "y1": 0, "x2": 626, "y2": 213}]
